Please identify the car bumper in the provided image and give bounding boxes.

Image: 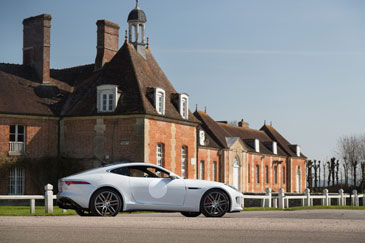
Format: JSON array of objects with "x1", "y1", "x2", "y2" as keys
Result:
[{"x1": 57, "y1": 197, "x2": 84, "y2": 210}]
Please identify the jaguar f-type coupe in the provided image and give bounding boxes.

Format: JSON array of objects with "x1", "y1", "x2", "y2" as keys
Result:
[{"x1": 57, "y1": 163, "x2": 243, "y2": 217}]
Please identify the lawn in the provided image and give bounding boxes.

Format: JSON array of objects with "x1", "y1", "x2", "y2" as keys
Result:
[
  {"x1": 0, "y1": 206, "x2": 77, "y2": 216},
  {"x1": 243, "y1": 206, "x2": 365, "y2": 211}
]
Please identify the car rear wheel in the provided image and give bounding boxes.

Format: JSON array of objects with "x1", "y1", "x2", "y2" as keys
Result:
[
  {"x1": 90, "y1": 188, "x2": 122, "y2": 217},
  {"x1": 181, "y1": 212, "x2": 201, "y2": 217},
  {"x1": 200, "y1": 189, "x2": 230, "y2": 217}
]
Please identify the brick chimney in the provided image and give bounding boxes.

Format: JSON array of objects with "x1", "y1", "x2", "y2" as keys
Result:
[
  {"x1": 238, "y1": 119, "x2": 249, "y2": 128},
  {"x1": 95, "y1": 20, "x2": 120, "y2": 71},
  {"x1": 23, "y1": 14, "x2": 52, "y2": 84}
]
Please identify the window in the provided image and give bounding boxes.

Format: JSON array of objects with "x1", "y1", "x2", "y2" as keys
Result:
[
  {"x1": 282, "y1": 166, "x2": 286, "y2": 184},
  {"x1": 265, "y1": 166, "x2": 269, "y2": 184},
  {"x1": 199, "y1": 130, "x2": 205, "y2": 146},
  {"x1": 256, "y1": 165, "x2": 260, "y2": 184},
  {"x1": 181, "y1": 146, "x2": 187, "y2": 178},
  {"x1": 155, "y1": 88, "x2": 165, "y2": 115},
  {"x1": 248, "y1": 164, "x2": 251, "y2": 184},
  {"x1": 97, "y1": 85, "x2": 120, "y2": 113},
  {"x1": 9, "y1": 167, "x2": 25, "y2": 195},
  {"x1": 254, "y1": 139, "x2": 260, "y2": 152},
  {"x1": 156, "y1": 143, "x2": 164, "y2": 167},
  {"x1": 274, "y1": 166, "x2": 278, "y2": 184},
  {"x1": 212, "y1": 161, "x2": 217, "y2": 181},
  {"x1": 272, "y1": 141, "x2": 277, "y2": 155},
  {"x1": 126, "y1": 166, "x2": 170, "y2": 178},
  {"x1": 179, "y1": 94, "x2": 189, "y2": 119},
  {"x1": 200, "y1": 160, "x2": 205, "y2": 180},
  {"x1": 9, "y1": 125, "x2": 25, "y2": 154}
]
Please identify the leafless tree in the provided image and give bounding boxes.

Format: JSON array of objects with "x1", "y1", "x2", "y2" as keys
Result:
[{"x1": 337, "y1": 136, "x2": 354, "y2": 187}]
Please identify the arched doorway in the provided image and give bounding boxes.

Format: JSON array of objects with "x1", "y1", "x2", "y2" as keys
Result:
[
  {"x1": 296, "y1": 166, "x2": 301, "y2": 192},
  {"x1": 233, "y1": 157, "x2": 240, "y2": 190}
]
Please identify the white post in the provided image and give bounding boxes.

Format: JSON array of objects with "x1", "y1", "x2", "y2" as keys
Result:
[
  {"x1": 304, "y1": 188, "x2": 311, "y2": 207},
  {"x1": 323, "y1": 189, "x2": 329, "y2": 206},
  {"x1": 44, "y1": 184, "x2": 53, "y2": 214},
  {"x1": 353, "y1": 190, "x2": 359, "y2": 207},
  {"x1": 285, "y1": 198, "x2": 289, "y2": 208},
  {"x1": 30, "y1": 199, "x2": 35, "y2": 214},
  {"x1": 273, "y1": 198, "x2": 278, "y2": 208},
  {"x1": 339, "y1": 189, "x2": 344, "y2": 206},
  {"x1": 278, "y1": 188, "x2": 285, "y2": 209},
  {"x1": 265, "y1": 188, "x2": 272, "y2": 208}
]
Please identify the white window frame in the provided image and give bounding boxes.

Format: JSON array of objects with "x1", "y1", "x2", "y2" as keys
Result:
[
  {"x1": 272, "y1": 141, "x2": 277, "y2": 155},
  {"x1": 199, "y1": 130, "x2": 205, "y2": 146},
  {"x1": 97, "y1": 85, "x2": 120, "y2": 113},
  {"x1": 179, "y1": 93, "x2": 189, "y2": 119},
  {"x1": 181, "y1": 146, "x2": 187, "y2": 178},
  {"x1": 200, "y1": 161, "x2": 205, "y2": 180},
  {"x1": 155, "y1": 88, "x2": 165, "y2": 115},
  {"x1": 156, "y1": 143, "x2": 164, "y2": 167},
  {"x1": 9, "y1": 125, "x2": 25, "y2": 155},
  {"x1": 8, "y1": 167, "x2": 25, "y2": 195},
  {"x1": 254, "y1": 139, "x2": 260, "y2": 153}
]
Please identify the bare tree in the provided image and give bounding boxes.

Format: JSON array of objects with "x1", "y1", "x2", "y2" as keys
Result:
[{"x1": 337, "y1": 136, "x2": 353, "y2": 187}]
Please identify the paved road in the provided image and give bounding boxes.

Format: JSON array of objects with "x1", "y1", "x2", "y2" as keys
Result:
[{"x1": 0, "y1": 210, "x2": 364, "y2": 243}]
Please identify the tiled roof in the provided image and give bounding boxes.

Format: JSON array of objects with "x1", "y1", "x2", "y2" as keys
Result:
[
  {"x1": 260, "y1": 125, "x2": 306, "y2": 158},
  {"x1": 61, "y1": 42, "x2": 199, "y2": 123},
  {"x1": 194, "y1": 110, "x2": 303, "y2": 157}
]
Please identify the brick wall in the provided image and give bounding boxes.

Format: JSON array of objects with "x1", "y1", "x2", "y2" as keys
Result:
[
  {"x1": 146, "y1": 119, "x2": 197, "y2": 178},
  {"x1": 198, "y1": 147, "x2": 219, "y2": 181},
  {"x1": 0, "y1": 116, "x2": 58, "y2": 158}
]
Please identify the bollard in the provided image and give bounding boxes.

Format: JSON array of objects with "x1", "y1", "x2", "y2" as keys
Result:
[
  {"x1": 322, "y1": 189, "x2": 329, "y2": 206},
  {"x1": 265, "y1": 188, "x2": 272, "y2": 208},
  {"x1": 278, "y1": 188, "x2": 285, "y2": 209},
  {"x1": 62, "y1": 209, "x2": 67, "y2": 213},
  {"x1": 30, "y1": 199, "x2": 35, "y2": 214},
  {"x1": 304, "y1": 188, "x2": 311, "y2": 207},
  {"x1": 339, "y1": 189, "x2": 344, "y2": 206},
  {"x1": 353, "y1": 190, "x2": 359, "y2": 207},
  {"x1": 44, "y1": 184, "x2": 54, "y2": 214}
]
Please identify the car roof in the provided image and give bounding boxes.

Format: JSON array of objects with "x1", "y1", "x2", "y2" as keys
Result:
[{"x1": 103, "y1": 162, "x2": 162, "y2": 171}]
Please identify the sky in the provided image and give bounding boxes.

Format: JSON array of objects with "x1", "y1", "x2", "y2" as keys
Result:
[{"x1": 1, "y1": 0, "x2": 365, "y2": 161}]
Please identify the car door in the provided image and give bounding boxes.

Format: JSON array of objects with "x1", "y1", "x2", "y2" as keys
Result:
[{"x1": 128, "y1": 166, "x2": 186, "y2": 206}]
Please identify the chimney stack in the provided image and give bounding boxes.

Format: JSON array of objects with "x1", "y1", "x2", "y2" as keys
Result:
[
  {"x1": 23, "y1": 14, "x2": 52, "y2": 84},
  {"x1": 95, "y1": 20, "x2": 120, "y2": 71},
  {"x1": 238, "y1": 119, "x2": 249, "y2": 128}
]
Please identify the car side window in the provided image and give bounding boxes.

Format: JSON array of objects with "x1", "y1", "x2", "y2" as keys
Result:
[
  {"x1": 110, "y1": 167, "x2": 129, "y2": 176},
  {"x1": 127, "y1": 166, "x2": 170, "y2": 178}
]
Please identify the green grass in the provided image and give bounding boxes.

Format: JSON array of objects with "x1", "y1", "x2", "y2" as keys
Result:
[{"x1": 0, "y1": 206, "x2": 77, "y2": 216}]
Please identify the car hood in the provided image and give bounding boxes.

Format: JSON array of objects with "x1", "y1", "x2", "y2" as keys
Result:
[{"x1": 182, "y1": 179, "x2": 226, "y2": 188}]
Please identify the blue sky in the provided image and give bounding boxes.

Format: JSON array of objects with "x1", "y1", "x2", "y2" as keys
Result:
[{"x1": 1, "y1": 0, "x2": 365, "y2": 161}]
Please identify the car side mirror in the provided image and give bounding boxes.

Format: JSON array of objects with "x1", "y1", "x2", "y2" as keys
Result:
[{"x1": 170, "y1": 175, "x2": 178, "y2": 180}]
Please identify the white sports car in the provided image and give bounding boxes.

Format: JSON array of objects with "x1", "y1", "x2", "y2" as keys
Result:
[{"x1": 57, "y1": 163, "x2": 243, "y2": 217}]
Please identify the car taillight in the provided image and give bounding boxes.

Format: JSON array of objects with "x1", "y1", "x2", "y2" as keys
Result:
[{"x1": 65, "y1": 181, "x2": 90, "y2": 186}]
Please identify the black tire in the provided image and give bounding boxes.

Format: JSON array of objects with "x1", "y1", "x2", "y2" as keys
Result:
[
  {"x1": 181, "y1": 212, "x2": 201, "y2": 217},
  {"x1": 90, "y1": 188, "x2": 122, "y2": 217},
  {"x1": 75, "y1": 209, "x2": 94, "y2": 216},
  {"x1": 200, "y1": 189, "x2": 230, "y2": 217}
]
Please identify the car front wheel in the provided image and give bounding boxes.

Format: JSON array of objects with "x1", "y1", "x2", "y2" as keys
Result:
[
  {"x1": 200, "y1": 189, "x2": 230, "y2": 217},
  {"x1": 90, "y1": 188, "x2": 122, "y2": 217}
]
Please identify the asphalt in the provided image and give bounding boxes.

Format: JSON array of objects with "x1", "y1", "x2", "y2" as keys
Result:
[{"x1": 0, "y1": 210, "x2": 364, "y2": 243}]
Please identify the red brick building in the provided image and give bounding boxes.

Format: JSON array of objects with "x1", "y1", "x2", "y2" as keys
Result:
[{"x1": 0, "y1": 4, "x2": 306, "y2": 195}]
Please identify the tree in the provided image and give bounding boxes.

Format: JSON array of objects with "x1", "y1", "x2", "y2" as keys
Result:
[{"x1": 337, "y1": 136, "x2": 354, "y2": 187}]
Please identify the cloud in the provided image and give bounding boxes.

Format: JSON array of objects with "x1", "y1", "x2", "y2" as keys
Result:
[{"x1": 157, "y1": 48, "x2": 365, "y2": 56}]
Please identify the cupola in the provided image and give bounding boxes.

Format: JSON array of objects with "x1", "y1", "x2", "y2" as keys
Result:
[{"x1": 127, "y1": 0, "x2": 147, "y2": 57}]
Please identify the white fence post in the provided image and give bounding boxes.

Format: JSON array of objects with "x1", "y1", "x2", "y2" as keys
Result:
[
  {"x1": 44, "y1": 184, "x2": 53, "y2": 214},
  {"x1": 322, "y1": 189, "x2": 329, "y2": 206},
  {"x1": 278, "y1": 188, "x2": 285, "y2": 209},
  {"x1": 353, "y1": 190, "x2": 359, "y2": 207},
  {"x1": 273, "y1": 198, "x2": 278, "y2": 208},
  {"x1": 304, "y1": 188, "x2": 311, "y2": 207},
  {"x1": 339, "y1": 189, "x2": 344, "y2": 206},
  {"x1": 30, "y1": 199, "x2": 35, "y2": 214},
  {"x1": 265, "y1": 188, "x2": 272, "y2": 208}
]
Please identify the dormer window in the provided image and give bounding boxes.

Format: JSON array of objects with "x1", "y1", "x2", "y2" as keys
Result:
[
  {"x1": 272, "y1": 141, "x2": 277, "y2": 155},
  {"x1": 199, "y1": 130, "x2": 205, "y2": 146},
  {"x1": 179, "y1": 94, "x2": 189, "y2": 119},
  {"x1": 155, "y1": 88, "x2": 165, "y2": 115},
  {"x1": 255, "y1": 139, "x2": 260, "y2": 153},
  {"x1": 97, "y1": 85, "x2": 121, "y2": 113},
  {"x1": 296, "y1": 145, "x2": 301, "y2": 157}
]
